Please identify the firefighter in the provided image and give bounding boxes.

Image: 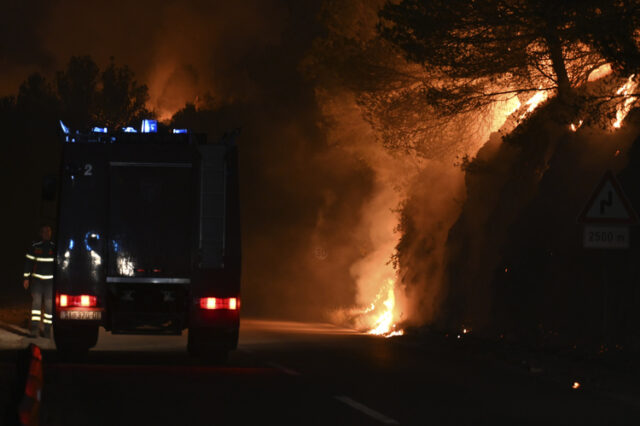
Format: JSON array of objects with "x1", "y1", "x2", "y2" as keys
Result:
[{"x1": 23, "y1": 224, "x2": 55, "y2": 338}]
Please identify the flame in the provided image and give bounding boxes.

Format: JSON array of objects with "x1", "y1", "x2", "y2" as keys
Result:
[
  {"x1": 613, "y1": 75, "x2": 637, "y2": 129},
  {"x1": 572, "y1": 381, "x2": 581, "y2": 389},
  {"x1": 570, "y1": 120, "x2": 583, "y2": 132},
  {"x1": 366, "y1": 279, "x2": 404, "y2": 337},
  {"x1": 519, "y1": 90, "x2": 548, "y2": 120},
  {"x1": 343, "y1": 277, "x2": 403, "y2": 338},
  {"x1": 588, "y1": 63, "x2": 613, "y2": 82}
]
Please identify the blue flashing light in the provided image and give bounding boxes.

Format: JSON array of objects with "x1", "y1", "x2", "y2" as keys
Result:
[
  {"x1": 172, "y1": 129, "x2": 188, "y2": 134},
  {"x1": 68, "y1": 239, "x2": 74, "y2": 250},
  {"x1": 84, "y1": 232, "x2": 100, "y2": 251},
  {"x1": 59, "y1": 120, "x2": 70, "y2": 134},
  {"x1": 92, "y1": 127, "x2": 108, "y2": 133},
  {"x1": 123, "y1": 127, "x2": 137, "y2": 133},
  {"x1": 141, "y1": 119, "x2": 158, "y2": 133},
  {"x1": 112, "y1": 240, "x2": 120, "y2": 253}
]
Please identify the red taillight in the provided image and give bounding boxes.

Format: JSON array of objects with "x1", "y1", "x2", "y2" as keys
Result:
[
  {"x1": 199, "y1": 297, "x2": 238, "y2": 310},
  {"x1": 58, "y1": 294, "x2": 97, "y2": 308}
]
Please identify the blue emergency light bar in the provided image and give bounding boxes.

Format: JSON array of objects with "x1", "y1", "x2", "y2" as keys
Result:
[
  {"x1": 59, "y1": 119, "x2": 196, "y2": 144},
  {"x1": 141, "y1": 119, "x2": 158, "y2": 133}
]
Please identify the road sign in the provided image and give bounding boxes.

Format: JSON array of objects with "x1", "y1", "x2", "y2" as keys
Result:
[
  {"x1": 583, "y1": 225, "x2": 630, "y2": 249},
  {"x1": 578, "y1": 170, "x2": 638, "y2": 225}
]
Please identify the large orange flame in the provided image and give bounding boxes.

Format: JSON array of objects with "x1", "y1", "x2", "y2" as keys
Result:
[
  {"x1": 366, "y1": 278, "x2": 404, "y2": 337},
  {"x1": 613, "y1": 74, "x2": 637, "y2": 129},
  {"x1": 519, "y1": 90, "x2": 548, "y2": 120}
]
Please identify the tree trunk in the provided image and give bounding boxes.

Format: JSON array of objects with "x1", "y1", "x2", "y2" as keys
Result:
[{"x1": 545, "y1": 31, "x2": 572, "y2": 101}]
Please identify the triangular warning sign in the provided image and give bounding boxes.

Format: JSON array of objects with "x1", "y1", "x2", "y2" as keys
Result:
[{"x1": 578, "y1": 170, "x2": 639, "y2": 224}]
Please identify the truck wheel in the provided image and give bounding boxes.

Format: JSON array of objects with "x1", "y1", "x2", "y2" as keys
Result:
[
  {"x1": 187, "y1": 328, "x2": 229, "y2": 362},
  {"x1": 54, "y1": 324, "x2": 99, "y2": 356}
]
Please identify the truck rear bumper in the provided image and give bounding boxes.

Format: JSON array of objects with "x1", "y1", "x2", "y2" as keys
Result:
[{"x1": 190, "y1": 309, "x2": 239, "y2": 330}]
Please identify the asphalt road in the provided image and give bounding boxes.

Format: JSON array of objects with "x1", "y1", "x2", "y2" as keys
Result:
[{"x1": 2, "y1": 319, "x2": 640, "y2": 425}]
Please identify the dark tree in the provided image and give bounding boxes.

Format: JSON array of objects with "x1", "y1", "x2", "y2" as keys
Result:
[
  {"x1": 56, "y1": 56, "x2": 99, "y2": 129},
  {"x1": 377, "y1": 0, "x2": 639, "y2": 115},
  {"x1": 16, "y1": 74, "x2": 59, "y2": 117},
  {"x1": 95, "y1": 58, "x2": 150, "y2": 128},
  {"x1": 576, "y1": 1, "x2": 640, "y2": 74},
  {"x1": 307, "y1": 0, "x2": 518, "y2": 158},
  {"x1": 56, "y1": 55, "x2": 151, "y2": 129}
]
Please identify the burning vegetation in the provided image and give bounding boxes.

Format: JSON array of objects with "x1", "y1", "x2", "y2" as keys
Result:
[
  {"x1": 310, "y1": 0, "x2": 640, "y2": 338},
  {"x1": 4, "y1": 0, "x2": 640, "y2": 346}
]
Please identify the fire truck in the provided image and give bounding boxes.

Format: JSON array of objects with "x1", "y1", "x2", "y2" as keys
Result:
[{"x1": 51, "y1": 120, "x2": 241, "y2": 358}]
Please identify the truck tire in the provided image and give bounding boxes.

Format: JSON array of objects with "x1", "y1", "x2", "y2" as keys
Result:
[
  {"x1": 187, "y1": 328, "x2": 229, "y2": 362},
  {"x1": 54, "y1": 324, "x2": 99, "y2": 356}
]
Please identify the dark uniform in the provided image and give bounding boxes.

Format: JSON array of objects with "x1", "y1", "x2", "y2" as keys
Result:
[{"x1": 23, "y1": 240, "x2": 55, "y2": 335}]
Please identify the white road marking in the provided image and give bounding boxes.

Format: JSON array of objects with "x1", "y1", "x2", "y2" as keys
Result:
[
  {"x1": 267, "y1": 362, "x2": 301, "y2": 376},
  {"x1": 334, "y1": 395, "x2": 399, "y2": 425}
]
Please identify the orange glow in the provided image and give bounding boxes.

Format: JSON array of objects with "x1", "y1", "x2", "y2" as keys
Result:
[
  {"x1": 519, "y1": 90, "x2": 548, "y2": 120},
  {"x1": 572, "y1": 381, "x2": 581, "y2": 389},
  {"x1": 367, "y1": 279, "x2": 404, "y2": 337},
  {"x1": 570, "y1": 120, "x2": 583, "y2": 132},
  {"x1": 613, "y1": 75, "x2": 637, "y2": 129},
  {"x1": 341, "y1": 179, "x2": 405, "y2": 339},
  {"x1": 588, "y1": 63, "x2": 613, "y2": 82}
]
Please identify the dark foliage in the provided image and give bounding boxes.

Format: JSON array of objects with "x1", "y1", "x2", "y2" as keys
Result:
[{"x1": 378, "y1": 0, "x2": 640, "y2": 115}]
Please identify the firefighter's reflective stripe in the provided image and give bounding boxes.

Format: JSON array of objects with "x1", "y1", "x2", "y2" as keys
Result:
[
  {"x1": 31, "y1": 274, "x2": 53, "y2": 280},
  {"x1": 42, "y1": 318, "x2": 52, "y2": 324},
  {"x1": 31, "y1": 310, "x2": 41, "y2": 315},
  {"x1": 31, "y1": 316, "x2": 41, "y2": 322},
  {"x1": 25, "y1": 240, "x2": 55, "y2": 281},
  {"x1": 23, "y1": 272, "x2": 31, "y2": 278}
]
